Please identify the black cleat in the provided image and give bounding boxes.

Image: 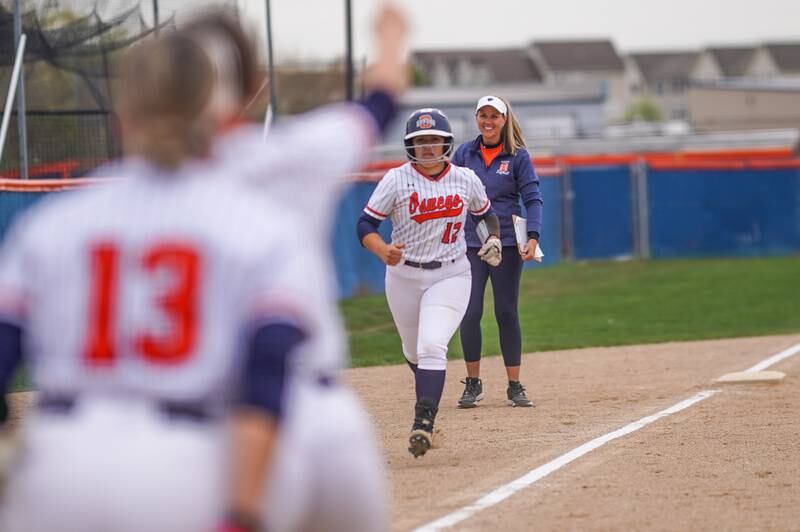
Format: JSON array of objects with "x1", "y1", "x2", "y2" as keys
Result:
[
  {"x1": 408, "y1": 398, "x2": 438, "y2": 458},
  {"x1": 408, "y1": 431, "x2": 431, "y2": 458},
  {"x1": 507, "y1": 380, "x2": 533, "y2": 407},
  {"x1": 457, "y1": 377, "x2": 484, "y2": 408}
]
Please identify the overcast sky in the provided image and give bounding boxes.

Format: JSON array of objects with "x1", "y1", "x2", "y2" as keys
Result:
[{"x1": 233, "y1": 0, "x2": 800, "y2": 62}]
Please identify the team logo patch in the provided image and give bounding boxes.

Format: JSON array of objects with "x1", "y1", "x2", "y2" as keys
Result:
[
  {"x1": 416, "y1": 114, "x2": 435, "y2": 129},
  {"x1": 497, "y1": 161, "x2": 510, "y2": 175}
]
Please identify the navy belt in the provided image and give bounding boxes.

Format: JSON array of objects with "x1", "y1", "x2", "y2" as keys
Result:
[
  {"x1": 404, "y1": 260, "x2": 445, "y2": 270},
  {"x1": 38, "y1": 394, "x2": 215, "y2": 423}
]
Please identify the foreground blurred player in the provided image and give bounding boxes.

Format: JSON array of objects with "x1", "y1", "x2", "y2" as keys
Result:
[
  {"x1": 0, "y1": 34, "x2": 314, "y2": 532},
  {"x1": 181, "y1": 4, "x2": 408, "y2": 531}
]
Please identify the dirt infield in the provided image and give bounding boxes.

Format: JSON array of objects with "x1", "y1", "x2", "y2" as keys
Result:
[
  {"x1": 346, "y1": 334, "x2": 800, "y2": 531},
  {"x1": 8, "y1": 334, "x2": 800, "y2": 531}
]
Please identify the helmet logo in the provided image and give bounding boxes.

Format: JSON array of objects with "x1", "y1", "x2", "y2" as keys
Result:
[{"x1": 416, "y1": 114, "x2": 435, "y2": 129}]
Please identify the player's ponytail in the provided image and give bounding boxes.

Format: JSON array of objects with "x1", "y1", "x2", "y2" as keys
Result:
[
  {"x1": 499, "y1": 97, "x2": 527, "y2": 155},
  {"x1": 117, "y1": 33, "x2": 215, "y2": 169}
]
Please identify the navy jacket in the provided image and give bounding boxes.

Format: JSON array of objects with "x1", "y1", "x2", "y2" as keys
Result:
[{"x1": 453, "y1": 136, "x2": 543, "y2": 248}]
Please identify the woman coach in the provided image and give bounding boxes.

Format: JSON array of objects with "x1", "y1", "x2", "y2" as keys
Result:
[{"x1": 453, "y1": 95, "x2": 543, "y2": 408}]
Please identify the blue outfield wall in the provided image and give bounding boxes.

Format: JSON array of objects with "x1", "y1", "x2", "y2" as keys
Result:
[
  {"x1": 571, "y1": 166, "x2": 633, "y2": 259},
  {"x1": 331, "y1": 182, "x2": 394, "y2": 298},
  {"x1": 0, "y1": 166, "x2": 798, "y2": 298},
  {"x1": 0, "y1": 192, "x2": 50, "y2": 241},
  {"x1": 531, "y1": 176, "x2": 562, "y2": 270},
  {"x1": 648, "y1": 168, "x2": 800, "y2": 258}
]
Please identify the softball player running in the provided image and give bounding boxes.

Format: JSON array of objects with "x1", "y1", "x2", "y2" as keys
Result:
[
  {"x1": 358, "y1": 109, "x2": 501, "y2": 457},
  {"x1": 0, "y1": 33, "x2": 313, "y2": 532},
  {"x1": 183, "y1": 5, "x2": 407, "y2": 529}
]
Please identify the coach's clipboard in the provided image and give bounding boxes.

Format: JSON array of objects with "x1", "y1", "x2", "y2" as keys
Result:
[{"x1": 513, "y1": 215, "x2": 544, "y2": 262}]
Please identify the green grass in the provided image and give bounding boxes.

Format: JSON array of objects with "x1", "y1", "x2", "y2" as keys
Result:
[
  {"x1": 341, "y1": 256, "x2": 800, "y2": 368},
  {"x1": 11, "y1": 256, "x2": 799, "y2": 391}
]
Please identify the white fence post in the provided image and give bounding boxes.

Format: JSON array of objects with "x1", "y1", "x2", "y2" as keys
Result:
[{"x1": 0, "y1": 33, "x2": 27, "y2": 170}]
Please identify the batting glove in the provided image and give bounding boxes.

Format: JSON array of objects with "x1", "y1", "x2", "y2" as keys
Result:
[{"x1": 478, "y1": 237, "x2": 502, "y2": 267}]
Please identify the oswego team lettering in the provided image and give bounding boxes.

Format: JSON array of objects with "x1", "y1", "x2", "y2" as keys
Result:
[{"x1": 408, "y1": 191, "x2": 464, "y2": 223}]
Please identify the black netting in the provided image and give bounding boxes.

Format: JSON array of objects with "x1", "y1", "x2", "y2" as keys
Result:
[
  {"x1": 1, "y1": 0, "x2": 236, "y2": 178},
  {"x1": 1, "y1": 110, "x2": 118, "y2": 176}
]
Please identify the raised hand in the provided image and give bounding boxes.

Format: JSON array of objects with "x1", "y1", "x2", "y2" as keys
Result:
[{"x1": 363, "y1": 2, "x2": 409, "y2": 96}]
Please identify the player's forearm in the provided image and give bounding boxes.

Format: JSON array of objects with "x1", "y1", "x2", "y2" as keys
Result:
[
  {"x1": 362, "y1": 232, "x2": 388, "y2": 258},
  {"x1": 226, "y1": 321, "x2": 305, "y2": 527},
  {"x1": 480, "y1": 212, "x2": 501, "y2": 239},
  {"x1": 227, "y1": 409, "x2": 277, "y2": 526}
]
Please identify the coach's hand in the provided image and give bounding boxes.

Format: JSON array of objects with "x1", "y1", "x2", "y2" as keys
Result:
[
  {"x1": 478, "y1": 236, "x2": 502, "y2": 267},
  {"x1": 381, "y1": 242, "x2": 406, "y2": 266},
  {"x1": 521, "y1": 238, "x2": 540, "y2": 262}
]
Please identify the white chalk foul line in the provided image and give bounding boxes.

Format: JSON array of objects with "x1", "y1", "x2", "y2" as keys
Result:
[
  {"x1": 745, "y1": 341, "x2": 800, "y2": 373},
  {"x1": 415, "y1": 340, "x2": 800, "y2": 531},
  {"x1": 413, "y1": 390, "x2": 720, "y2": 532}
]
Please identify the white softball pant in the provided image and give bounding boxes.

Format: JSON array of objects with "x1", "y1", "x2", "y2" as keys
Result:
[
  {"x1": 0, "y1": 397, "x2": 226, "y2": 532},
  {"x1": 263, "y1": 378, "x2": 388, "y2": 532},
  {"x1": 384, "y1": 256, "x2": 472, "y2": 371}
]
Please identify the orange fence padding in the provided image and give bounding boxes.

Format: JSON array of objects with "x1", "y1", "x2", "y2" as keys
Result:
[
  {"x1": 648, "y1": 158, "x2": 800, "y2": 171},
  {"x1": 0, "y1": 178, "x2": 109, "y2": 191},
  {"x1": 360, "y1": 147, "x2": 799, "y2": 177},
  {"x1": 0, "y1": 161, "x2": 81, "y2": 180},
  {"x1": 1, "y1": 147, "x2": 797, "y2": 190},
  {"x1": 670, "y1": 148, "x2": 794, "y2": 161}
]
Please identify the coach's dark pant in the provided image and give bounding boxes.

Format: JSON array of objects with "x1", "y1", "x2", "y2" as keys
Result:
[{"x1": 460, "y1": 246, "x2": 523, "y2": 367}]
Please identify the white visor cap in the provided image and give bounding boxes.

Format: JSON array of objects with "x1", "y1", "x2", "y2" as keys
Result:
[{"x1": 476, "y1": 95, "x2": 507, "y2": 115}]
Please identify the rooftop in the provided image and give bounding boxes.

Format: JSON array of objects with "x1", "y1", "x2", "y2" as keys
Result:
[
  {"x1": 629, "y1": 52, "x2": 699, "y2": 82},
  {"x1": 532, "y1": 40, "x2": 625, "y2": 72}
]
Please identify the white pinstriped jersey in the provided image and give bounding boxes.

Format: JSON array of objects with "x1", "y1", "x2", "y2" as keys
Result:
[
  {"x1": 364, "y1": 162, "x2": 491, "y2": 263},
  {"x1": 213, "y1": 104, "x2": 378, "y2": 375},
  {"x1": 0, "y1": 159, "x2": 313, "y2": 408}
]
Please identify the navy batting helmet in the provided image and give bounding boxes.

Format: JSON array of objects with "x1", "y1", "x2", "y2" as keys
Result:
[{"x1": 403, "y1": 108, "x2": 454, "y2": 162}]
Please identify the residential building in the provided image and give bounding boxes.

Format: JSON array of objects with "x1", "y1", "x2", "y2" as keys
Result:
[
  {"x1": 411, "y1": 48, "x2": 542, "y2": 88},
  {"x1": 381, "y1": 83, "x2": 607, "y2": 157},
  {"x1": 529, "y1": 40, "x2": 627, "y2": 122},
  {"x1": 762, "y1": 43, "x2": 800, "y2": 79},
  {"x1": 689, "y1": 79, "x2": 800, "y2": 132},
  {"x1": 705, "y1": 46, "x2": 757, "y2": 78},
  {"x1": 626, "y1": 51, "x2": 720, "y2": 121}
]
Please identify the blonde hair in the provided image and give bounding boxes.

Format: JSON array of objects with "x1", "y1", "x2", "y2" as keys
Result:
[
  {"x1": 498, "y1": 96, "x2": 527, "y2": 155},
  {"x1": 116, "y1": 33, "x2": 215, "y2": 169}
]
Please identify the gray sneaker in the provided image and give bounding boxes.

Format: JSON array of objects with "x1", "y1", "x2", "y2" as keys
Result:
[
  {"x1": 457, "y1": 377, "x2": 484, "y2": 408},
  {"x1": 507, "y1": 380, "x2": 533, "y2": 407}
]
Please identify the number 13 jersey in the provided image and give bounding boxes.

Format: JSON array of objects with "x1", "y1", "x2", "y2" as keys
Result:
[{"x1": 0, "y1": 159, "x2": 311, "y2": 407}]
